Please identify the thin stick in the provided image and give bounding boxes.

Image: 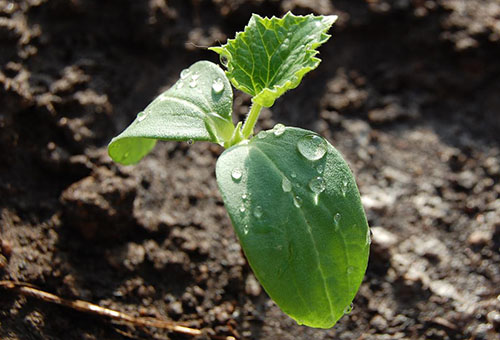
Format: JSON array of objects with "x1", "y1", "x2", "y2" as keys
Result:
[{"x1": 0, "y1": 280, "x2": 236, "y2": 340}]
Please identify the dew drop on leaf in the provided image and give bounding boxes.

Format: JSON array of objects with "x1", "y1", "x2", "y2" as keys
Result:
[
  {"x1": 180, "y1": 68, "x2": 190, "y2": 79},
  {"x1": 211, "y1": 77, "x2": 224, "y2": 94},
  {"x1": 273, "y1": 123, "x2": 286, "y2": 136},
  {"x1": 344, "y1": 303, "x2": 353, "y2": 314},
  {"x1": 254, "y1": 206, "x2": 263, "y2": 218},
  {"x1": 334, "y1": 212, "x2": 341, "y2": 226},
  {"x1": 341, "y1": 179, "x2": 348, "y2": 197},
  {"x1": 243, "y1": 224, "x2": 249, "y2": 235},
  {"x1": 239, "y1": 205, "x2": 246, "y2": 213},
  {"x1": 137, "y1": 111, "x2": 148, "y2": 122},
  {"x1": 366, "y1": 228, "x2": 372, "y2": 246},
  {"x1": 282, "y1": 177, "x2": 292, "y2": 192},
  {"x1": 290, "y1": 172, "x2": 297, "y2": 179},
  {"x1": 297, "y1": 134, "x2": 327, "y2": 161},
  {"x1": 189, "y1": 79, "x2": 197, "y2": 88},
  {"x1": 231, "y1": 168, "x2": 243, "y2": 182},
  {"x1": 242, "y1": 193, "x2": 248, "y2": 201},
  {"x1": 308, "y1": 176, "x2": 326, "y2": 194},
  {"x1": 316, "y1": 163, "x2": 324, "y2": 174},
  {"x1": 293, "y1": 196, "x2": 303, "y2": 208}
]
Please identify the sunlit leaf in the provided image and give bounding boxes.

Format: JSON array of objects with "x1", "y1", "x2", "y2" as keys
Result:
[
  {"x1": 216, "y1": 127, "x2": 369, "y2": 328},
  {"x1": 108, "y1": 61, "x2": 234, "y2": 165},
  {"x1": 210, "y1": 13, "x2": 336, "y2": 107}
]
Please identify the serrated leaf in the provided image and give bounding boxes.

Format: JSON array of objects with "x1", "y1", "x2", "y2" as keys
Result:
[
  {"x1": 210, "y1": 13, "x2": 336, "y2": 107},
  {"x1": 108, "y1": 61, "x2": 234, "y2": 165},
  {"x1": 216, "y1": 127, "x2": 369, "y2": 328}
]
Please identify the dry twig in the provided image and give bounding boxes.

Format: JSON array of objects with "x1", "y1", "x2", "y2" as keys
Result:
[{"x1": 0, "y1": 280, "x2": 236, "y2": 340}]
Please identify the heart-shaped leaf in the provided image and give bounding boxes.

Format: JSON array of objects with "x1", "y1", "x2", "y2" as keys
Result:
[
  {"x1": 210, "y1": 13, "x2": 337, "y2": 107},
  {"x1": 108, "y1": 61, "x2": 235, "y2": 165},
  {"x1": 216, "y1": 126, "x2": 369, "y2": 328}
]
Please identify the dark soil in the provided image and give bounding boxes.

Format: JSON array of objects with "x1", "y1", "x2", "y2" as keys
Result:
[{"x1": 1, "y1": 1, "x2": 499, "y2": 339}]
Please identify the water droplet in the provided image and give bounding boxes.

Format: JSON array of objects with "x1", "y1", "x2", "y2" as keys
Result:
[
  {"x1": 342, "y1": 179, "x2": 348, "y2": 197},
  {"x1": 243, "y1": 224, "x2": 249, "y2": 235},
  {"x1": 220, "y1": 54, "x2": 229, "y2": 67},
  {"x1": 231, "y1": 168, "x2": 243, "y2": 181},
  {"x1": 334, "y1": 213, "x2": 341, "y2": 227},
  {"x1": 137, "y1": 111, "x2": 148, "y2": 122},
  {"x1": 191, "y1": 73, "x2": 200, "y2": 81},
  {"x1": 239, "y1": 205, "x2": 246, "y2": 213},
  {"x1": 366, "y1": 228, "x2": 372, "y2": 246},
  {"x1": 308, "y1": 177, "x2": 326, "y2": 195},
  {"x1": 257, "y1": 131, "x2": 268, "y2": 139},
  {"x1": 316, "y1": 164, "x2": 324, "y2": 174},
  {"x1": 212, "y1": 78, "x2": 224, "y2": 94},
  {"x1": 344, "y1": 303, "x2": 353, "y2": 314},
  {"x1": 293, "y1": 196, "x2": 303, "y2": 208},
  {"x1": 253, "y1": 206, "x2": 263, "y2": 218},
  {"x1": 187, "y1": 139, "x2": 194, "y2": 145},
  {"x1": 282, "y1": 177, "x2": 292, "y2": 192},
  {"x1": 282, "y1": 38, "x2": 290, "y2": 47},
  {"x1": 315, "y1": 21, "x2": 321, "y2": 28},
  {"x1": 297, "y1": 134, "x2": 327, "y2": 161},
  {"x1": 189, "y1": 79, "x2": 197, "y2": 88},
  {"x1": 290, "y1": 172, "x2": 297, "y2": 179},
  {"x1": 273, "y1": 123, "x2": 286, "y2": 136},
  {"x1": 180, "y1": 68, "x2": 190, "y2": 79},
  {"x1": 242, "y1": 193, "x2": 248, "y2": 201},
  {"x1": 176, "y1": 81, "x2": 184, "y2": 89}
]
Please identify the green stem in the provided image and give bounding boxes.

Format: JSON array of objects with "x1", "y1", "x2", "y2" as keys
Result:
[{"x1": 241, "y1": 102, "x2": 263, "y2": 138}]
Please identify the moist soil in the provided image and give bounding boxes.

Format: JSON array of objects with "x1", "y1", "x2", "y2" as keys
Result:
[{"x1": 1, "y1": 1, "x2": 499, "y2": 339}]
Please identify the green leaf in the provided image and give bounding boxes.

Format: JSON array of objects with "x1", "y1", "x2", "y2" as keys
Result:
[
  {"x1": 108, "y1": 61, "x2": 234, "y2": 165},
  {"x1": 216, "y1": 127, "x2": 369, "y2": 328},
  {"x1": 210, "y1": 13, "x2": 337, "y2": 107}
]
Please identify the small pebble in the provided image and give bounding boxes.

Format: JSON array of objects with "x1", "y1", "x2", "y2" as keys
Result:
[
  {"x1": 245, "y1": 274, "x2": 262, "y2": 297},
  {"x1": 168, "y1": 301, "x2": 184, "y2": 317},
  {"x1": 1, "y1": 239, "x2": 12, "y2": 257},
  {"x1": 467, "y1": 230, "x2": 491, "y2": 247},
  {"x1": 370, "y1": 315, "x2": 388, "y2": 331},
  {"x1": 487, "y1": 310, "x2": 500, "y2": 329}
]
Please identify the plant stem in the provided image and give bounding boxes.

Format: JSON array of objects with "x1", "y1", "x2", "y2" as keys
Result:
[{"x1": 241, "y1": 102, "x2": 263, "y2": 138}]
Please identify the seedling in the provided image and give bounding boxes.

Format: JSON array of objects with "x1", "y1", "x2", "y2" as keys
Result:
[{"x1": 108, "y1": 13, "x2": 369, "y2": 328}]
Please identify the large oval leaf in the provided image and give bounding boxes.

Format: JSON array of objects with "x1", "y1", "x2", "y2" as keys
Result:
[
  {"x1": 108, "y1": 61, "x2": 235, "y2": 165},
  {"x1": 216, "y1": 127, "x2": 369, "y2": 328}
]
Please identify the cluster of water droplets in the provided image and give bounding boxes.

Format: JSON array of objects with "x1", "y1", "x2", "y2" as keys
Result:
[
  {"x1": 228, "y1": 133, "x2": 351, "y2": 235},
  {"x1": 189, "y1": 72, "x2": 200, "y2": 88}
]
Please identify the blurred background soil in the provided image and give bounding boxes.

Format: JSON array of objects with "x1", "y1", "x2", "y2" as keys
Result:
[{"x1": 1, "y1": 0, "x2": 499, "y2": 339}]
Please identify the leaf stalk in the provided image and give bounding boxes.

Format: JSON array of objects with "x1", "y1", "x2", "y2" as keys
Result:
[{"x1": 241, "y1": 102, "x2": 263, "y2": 139}]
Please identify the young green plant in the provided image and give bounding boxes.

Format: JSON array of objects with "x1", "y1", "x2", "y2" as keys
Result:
[{"x1": 108, "y1": 13, "x2": 370, "y2": 329}]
